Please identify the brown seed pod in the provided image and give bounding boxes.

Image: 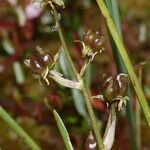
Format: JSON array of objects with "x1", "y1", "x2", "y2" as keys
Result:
[
  {"x1": 116, "y1": 73, "x2": 128, "y2": 97},
  {"x1": 82, "y1": 29, "x2": 104, "y2": 57},
  {"x1": 35, "y1": 46, "x2": 54, "y2": 67},
  {"x1": 95, "y1": 29, "x2": 101, "y2": 36},
  {"x1": 101, "y1": 74, "x2": 119, "y2": 103},
  {"x1": 82, "y1": 30, "x2": 96, "y2": 46},
  {"x1": 27, "y1": 56, "x2": 44, "y2": 75},
  {"x1": 91, "y1": 36, "x2": 105, "y2": 51}
]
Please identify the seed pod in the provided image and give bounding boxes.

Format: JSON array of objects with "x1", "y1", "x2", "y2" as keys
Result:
[
  {"x1": 25, "y1": 56, "x2": 44, "y2": 75},
  {"x1": 95, "y1": 29, "x2": 101, "y2": 36},
  {"x1": 35, "y1": 46, "x2": 53, "y2": 67},
  {"x1": 116, "y1": 73, "x2": 128, "y2": 97},
  {"x1": 82, "y1": 29, "x2": 104, "y2": 57},
  {"x1": 85, "y1": 131, "x2": 97, "y2": 150},
  {"x1": 91, "y1": 36, "x2": 105, "y2": 51},
  {"x1": 101, "y1": 74, "x2": 119, "y2": 103},
  {"x1": 82, "y1": 30, "x2": 96, "y2": 46}
]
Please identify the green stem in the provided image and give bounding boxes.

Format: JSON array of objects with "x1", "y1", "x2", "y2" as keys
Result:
[
  {"x1": 53, "y1": 7, "x2": 104, "y2": 150},
  {"x1": 81, "y1": 83, "x2": 104, "y2": 150},
  {"x1": 0, "y1": 107, "x2": 41, "y2": 150},
  {"x1": 96, "y1": 0, "x2": 150, "y2": 126},
  {"x1": 53, "y1": 8, "x2": 78, "y2": 80}
]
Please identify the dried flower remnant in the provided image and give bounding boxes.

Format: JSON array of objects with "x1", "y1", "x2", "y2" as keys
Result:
[
  {"x1": 85, "y1": 131, "x2": 97, "y2": 150},
  {"x1": 82, "y1": 29, "x2": 105, "y2": 61},
  {"x1": 100, "y1": 73, "x2": 129, "y2": 111},
  {"x1": 78, "y1": 29, "x2": 105, "y2": 76},
  {"x1": 24, "y1": 46, "x2": 54, "y2": 85}
]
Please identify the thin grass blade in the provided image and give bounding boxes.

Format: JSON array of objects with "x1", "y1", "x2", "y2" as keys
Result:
[
  {"x1": 53, "y1": 110, "x2": 73, "y2": 150},
  {"x1": 0, "y1": 107, "x2": 41, "y2": 150}
]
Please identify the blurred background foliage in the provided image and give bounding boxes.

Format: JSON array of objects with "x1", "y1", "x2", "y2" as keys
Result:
[{"x1": 0, "y1": 0, "x2": 150, "y2": 149}]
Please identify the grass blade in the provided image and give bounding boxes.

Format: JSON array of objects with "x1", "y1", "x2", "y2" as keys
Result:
[
  {"x1": 53, "y1": 110, "x2": 73, "y2": 150},
  {"x1": 0, "y1": 107, "x2": 41, "y2": 150}
]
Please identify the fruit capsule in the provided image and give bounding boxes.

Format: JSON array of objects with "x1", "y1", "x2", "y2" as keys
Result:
[
  {"x1": 29, "y1": 56, "x2": 44, "y2": 75},
  {"x1": 91, "y1": 36, "x2": 105, "y2": 51},
  {"x1": 82, "y1": 30, "x2": 96, "y2": 45},
  {"x1": 82, "y1": 29, "x2": 104, "y2": 54},
  {"x1": 101, "y1": 74, "x2": 119, "y2": 103},
  {"x1": 95, "y1": 30, "x2": 101, "y2": 36},
  {"x1": 35, "y1": 46, "x2": 53, "y2": 67},
  {"x1": 116, "y1": 73, "x2": 128, "y2": 97}
]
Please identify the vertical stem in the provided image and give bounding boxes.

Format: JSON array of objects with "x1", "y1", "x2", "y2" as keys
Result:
[
  {"x1": 52, "y1": 7, "x2": 104, "y2": 150},
  {"x1": 0, "y1": 107, "x2": 41, "y2": 150},
  {"x1": 81, "y1": 83, "x2": 104, "y2": 150},
  {"x1": 53, "y1": 7, "x2": 78, "y2": 80}
]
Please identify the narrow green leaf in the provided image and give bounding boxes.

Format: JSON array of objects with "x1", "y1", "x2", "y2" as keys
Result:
[
  {"x1": 71, "y1": 89, "x2": 88, "y2": 118},
  {"x1": 59, "y1": 49, "x2": 70, "y2": 78},
  {"x1": 0, "y1": 107, "x2": 41, "y2": 150},
  {"x1": 53, "y1": 110, "x2": 73, "y2": 150}
]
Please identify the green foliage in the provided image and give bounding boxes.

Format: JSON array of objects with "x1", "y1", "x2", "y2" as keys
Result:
[
  {"x1": 0, "y1": 107, "x2": 41, "y2": 150},
  {"x1": 53, "y1": 110, "x2": 73, "y2": 150}
]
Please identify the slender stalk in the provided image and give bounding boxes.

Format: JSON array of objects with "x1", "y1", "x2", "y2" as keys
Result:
[
  {"x1": 0, "y1": 107, "x2": 41, "y2": 150},
  {"x1": 96, "y1": 0, "x2": 150, "y2": 126},
  {"x1": 53, "y1": 8, "x2": 78, "y2": 80},
  {"x1": 81, "y1": 83, "x2": 104, "y2": 150},
  {"x1": 53, "y1": 110, "x2": 73, "y2": 150},
  {"x1": 49, "y1": 70, "x2": 81, "y2": 89},
  {"x1": 103, "y1": 104, "x2": 116, "y2": 150},
  {"x1": 53, "y1": 7, "x2": 104, "y2": 150}
]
